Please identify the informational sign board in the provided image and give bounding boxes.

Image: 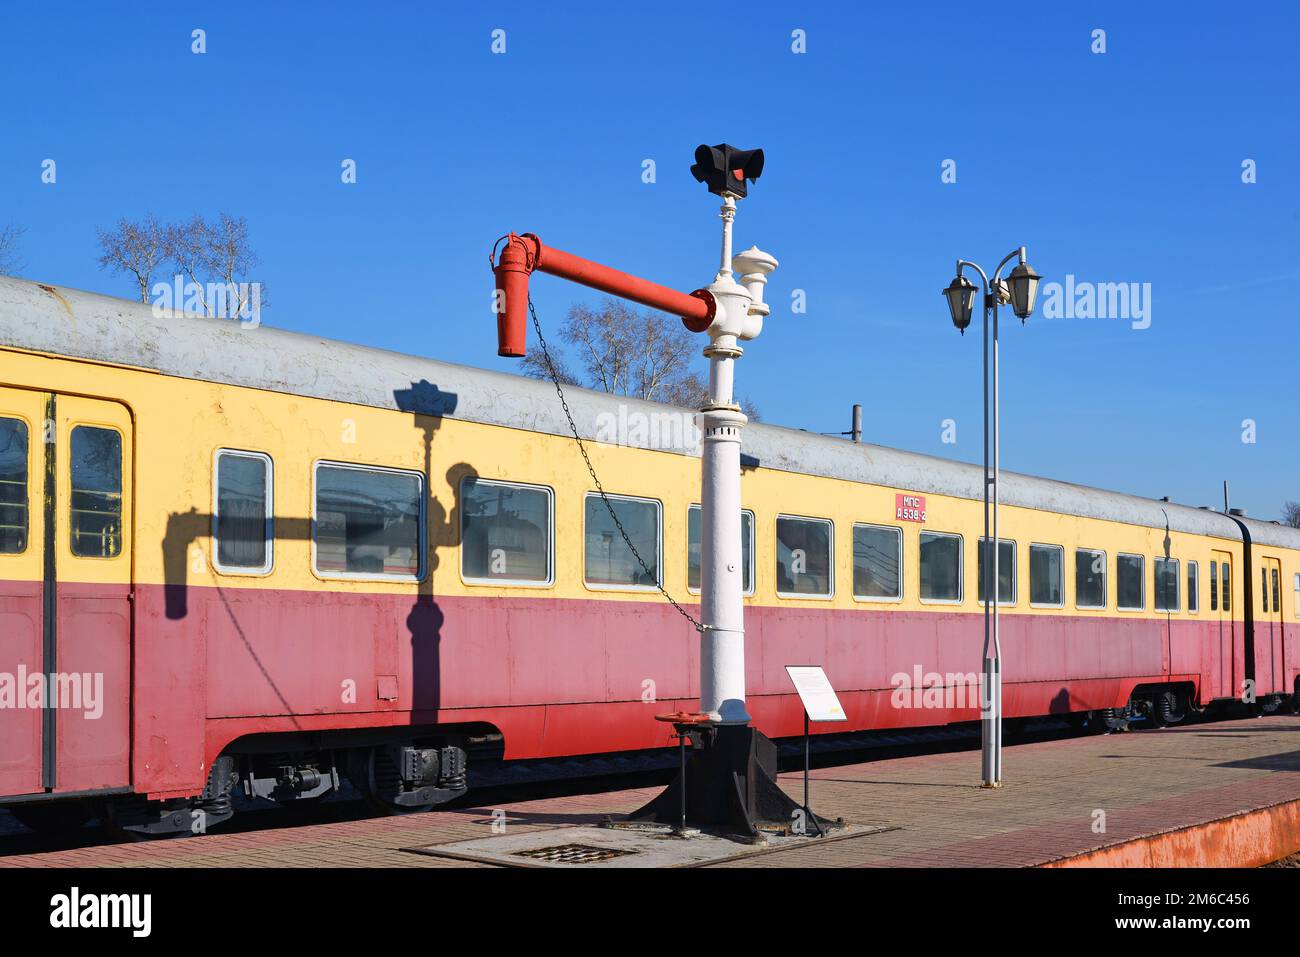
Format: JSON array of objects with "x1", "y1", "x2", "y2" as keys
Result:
[
  {"x1": 895, "y1": 493, "x2": 927, "y2": 523},
  {"x1": 784, "y1": 666, "x2": 847, "y2": 722}
]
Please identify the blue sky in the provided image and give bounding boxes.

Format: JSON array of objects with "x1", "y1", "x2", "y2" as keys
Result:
[{"x1": 2, "y1": 1, "x2": 1297, "y2": 518}]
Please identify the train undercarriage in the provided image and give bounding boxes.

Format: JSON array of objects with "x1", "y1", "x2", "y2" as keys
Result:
[
  {"x1": 6, "y1": 726, "x2": 483, "y2": 837},
  {"x1": 5, "y1": 685, "x2": 1297, "y2": 838}
]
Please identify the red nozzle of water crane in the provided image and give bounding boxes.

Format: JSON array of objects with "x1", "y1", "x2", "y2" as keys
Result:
[
  {"x1": 492, "y1": 233, "x2": 715, "y2": 357},
  {"x1": 493, "y1": 233, "x2": 536, "y2": 358}
]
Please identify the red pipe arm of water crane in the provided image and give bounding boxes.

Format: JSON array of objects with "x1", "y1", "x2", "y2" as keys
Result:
[
  {"x1": 528, "y1": 236, "x2": 714, "y2": 328},
  {"x1": 493, "y1": 233, "x2": 715, "y2": 357}
]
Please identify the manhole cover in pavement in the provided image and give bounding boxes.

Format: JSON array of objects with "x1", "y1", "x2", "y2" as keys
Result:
[
  {"x1": 513, "y1": 843, "x2": 639, "y2": 864},
  {"x1": 403, "y1": 823, "x2": 893, "y2": 868}
]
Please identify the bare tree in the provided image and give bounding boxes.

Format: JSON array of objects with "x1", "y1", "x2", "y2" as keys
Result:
[
  {"x1": 0, "y1": 224, "x2": 24, "y2": 275},
  {"x1": 522, "y1": 298, "x2": 760, "y2": 419},
  {"x1": 168, "y1": 213, "x2": 264, "y2": 318},
  {"x1": 1283, "y1": 501, "x2": 1300, "y2": 529},
  {"x1": 659, "y1": 370, "x2": 761, "y2": 421},
  {"x1": 520, "y1": 347, "x2": 581, "y2": 387},
  {"x1": 97, "y1": 213, "x2": 264, "y2": 317},
  {"x1": 97, "y1": 216, "x2": 168, "y2": 303}
]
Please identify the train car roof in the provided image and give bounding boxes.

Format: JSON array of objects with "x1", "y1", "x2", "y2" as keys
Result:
[{"x1": 2, "y1": 274, "x2": 1296, "y2": 549}]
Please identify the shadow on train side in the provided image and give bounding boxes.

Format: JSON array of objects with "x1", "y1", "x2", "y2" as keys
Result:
[{"x1": 138, "y1": 381, "x2": 492, "y2": 832}]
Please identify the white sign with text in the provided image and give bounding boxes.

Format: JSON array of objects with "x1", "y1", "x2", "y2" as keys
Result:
[{"x1": 784, "y1": 666, "x2": 847, "y2": 722}]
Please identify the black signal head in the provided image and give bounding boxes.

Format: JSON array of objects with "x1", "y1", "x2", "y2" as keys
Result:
[{"x1": 691, "y1": 143, "x2": 764, "y2": 198}]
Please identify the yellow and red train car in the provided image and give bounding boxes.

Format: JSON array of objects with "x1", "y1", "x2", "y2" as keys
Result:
[{"x1": 0, "y1": 276, "x2": 1296, "y2": 833}]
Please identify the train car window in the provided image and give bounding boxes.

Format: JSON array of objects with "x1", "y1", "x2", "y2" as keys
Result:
[
  {"x1": 1222, "y1": 563, "x2": 1231, "y2": 613},
  {"x1": 919, "y1": 531, "x2": 962, "y2": 603},
  {"x1": 776, "y1": 515, "x2": 833, "y2": 598},
  {"x1": 688, "y1": 505, "x2": 754, "y2": 595},
  {"x1": 1261, "y1": 568, "x2": 1269, "y2": 613},
  {"x1": 1210, "y1": 562, "x2": 1218, "y2": 611},
  {"x1": 313, "y1": 462, "x2": 423, "y2": 579},
  {"x1": 1117, "y1": 554, "x2": 1145, "y2": 610},
  {"x1": 1154, "y1": 557, "x2": 1179, "y2": 612},
  {"x1": 977, "y1": 538, "x2": 1016, "y2": 605},
  {"x1": 1187, "y1": 561, "x2": 1199, "y2": 613},
  {"x1": 461, "y1": 478, "x2": 553, "y2": 586},
  {"x1": 214, "y1": 450, "x2": 273, "y2": 573},
  {"x1": 1271, "y1": 567, "x2": 1280, "y2": 614},
  {"x1": 852, "y1": 523, "x2": 902, "y2": 601},
  {"x1": 1294, "y1": 574, "x2": 1299, "y2": 619},
  {"x1": 0, "y1": 418, "x2": 28, "y2": 554},
  {"x1": 69, "y1": 426, "x2": 122, "y2": 559},
  {"x1": 1075, "y1": 548, "x2": 1106, "y2": 609},
  {"x1": 1029, "y1": 544, "x2": 1064, "y2": 607},
  {"x1": 584, "y1": 493, "x2": 661, "y2": 589}
]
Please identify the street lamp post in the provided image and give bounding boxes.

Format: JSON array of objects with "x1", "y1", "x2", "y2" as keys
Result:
[{"x1": 942, "y1": 249, "x2": 1041, "y2": 788}]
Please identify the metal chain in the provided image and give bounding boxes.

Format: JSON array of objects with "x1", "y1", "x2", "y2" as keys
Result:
[{"x1": 527, "y1": 296, "x2": 704, "y2": 633}]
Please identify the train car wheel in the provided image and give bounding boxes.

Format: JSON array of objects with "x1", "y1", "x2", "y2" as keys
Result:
[
  {"x1": 360, "y1": 748, "x2": 437, "y2": 815},
  {"x1": 1156, "y1": 691, "x2": 1186, "y2": 726}
]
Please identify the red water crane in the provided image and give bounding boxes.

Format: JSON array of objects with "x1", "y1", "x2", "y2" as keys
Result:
[{"x1": 490, "y1": 232, "x2": 715, "y2": 357}]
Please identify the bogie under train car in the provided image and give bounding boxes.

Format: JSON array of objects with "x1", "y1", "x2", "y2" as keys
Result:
[{"x1": 0, "y1": 277, "x2": 1296, "y2": 834}]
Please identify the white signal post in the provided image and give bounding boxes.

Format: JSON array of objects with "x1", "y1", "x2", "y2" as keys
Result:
[{"x1": 697, "y1": 192, "x2": 776, "y2": 724}]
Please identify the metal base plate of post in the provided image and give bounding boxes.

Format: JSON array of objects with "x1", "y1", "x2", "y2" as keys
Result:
[
  {"x1": 623, "y1": 724, "x2": 838, "y2": 841},
  {"x1": 402, "y1": 822, "x2": 891, "y2": 869}
]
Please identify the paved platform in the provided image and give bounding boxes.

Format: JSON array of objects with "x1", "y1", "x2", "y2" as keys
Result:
[{"x1": 3, "y1": 714, "x2": 1298, "y2": 868}]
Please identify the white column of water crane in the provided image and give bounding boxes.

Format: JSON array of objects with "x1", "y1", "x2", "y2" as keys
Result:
[{"x1": 697, "y1": 193, "x2": 777, "y2": 724}]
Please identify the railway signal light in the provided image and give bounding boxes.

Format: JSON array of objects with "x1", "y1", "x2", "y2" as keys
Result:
[{"x1": 690, "y1": 143, "x2": 764, "y2": 199}]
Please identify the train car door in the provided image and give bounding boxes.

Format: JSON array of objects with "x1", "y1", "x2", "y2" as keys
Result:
[
  {"x1": 0, "y1": 388, "x2": 45, "y2": 796},
  {"x1": 1210, "y1": 549, "x2": 1234, "y2": 701},
  {"x1": 53, "y1": 395, "x2": 133, "y2": 792},
  {"x1": 1260, "y1": 557, "x2": 1284, "y2": 696}
]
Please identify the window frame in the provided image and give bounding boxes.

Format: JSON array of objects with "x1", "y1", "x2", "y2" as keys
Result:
[
  {"x1": 1116, "y1": 552, "x2": 1146, "y2": 612},
  {"x1": 1075, "y1": 547, "x2": 1107, "y2": 610},
  {"x1": 775, "y1": 512, "x2": 835, "y2": 600},
  {"x1": 1028, "y1": 542, "x2": 1065, "y2": 609},
  {"x1": 582, "y1": 491, "x2": 663, "y2": 592},
  {"x1": 686, "y1": 504, "x2": 756, "y2": 598},
  {"x1": 212, "y1": 448, "x2": 275, "y2": 576},
  {"x1": 311, "y1": 459, "x2": 426, "y2": 583},
  {"x1": 851, "y1": 522, "x2": 904, "y2": 604},
  {"x1": 68, "y1": 423, "x2": 125, "y2": 561},
  {"x1": 1154, "y1": 556, "x2": 1180, "y2": 613},
  {"x1": 918, "y1": 529, "x2": 964, "y2": 606},
  {"x1": 0, "y1": 414, "x2": 31, "y2": 556},
  {"x1": 459, "y1": 476, "x2": 555, "y2": 588},
  {"x1": 976, "y1": 536, "x2": 1018, "y2": 608},
  {"x1": 1187, "y1": 560, "x2": 1199, "y2": 614}
]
